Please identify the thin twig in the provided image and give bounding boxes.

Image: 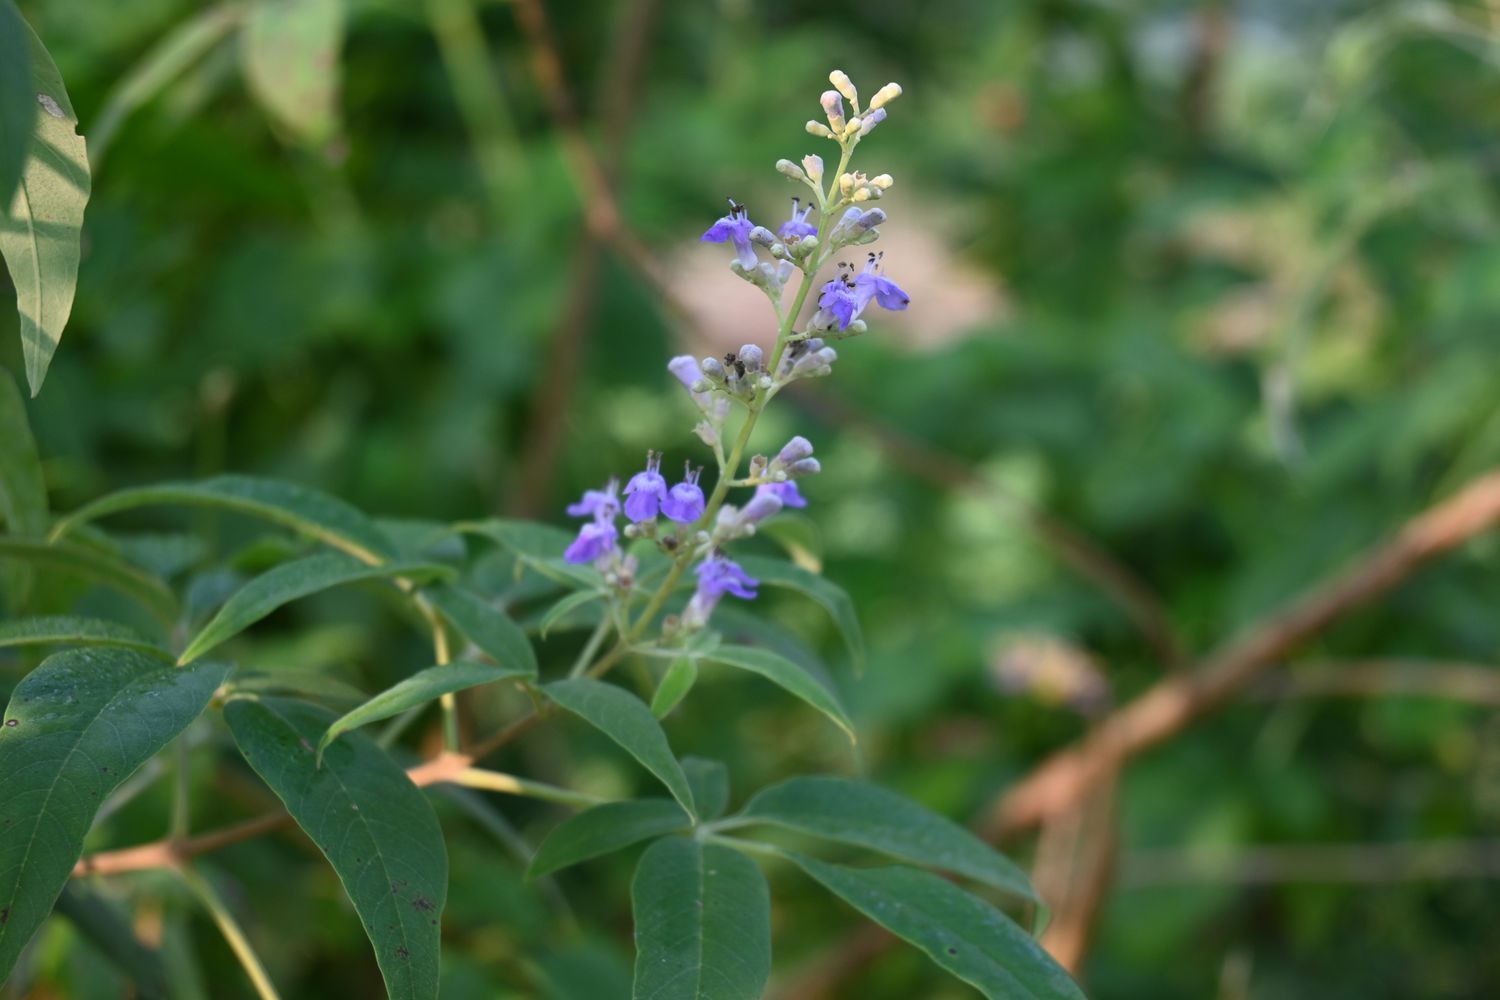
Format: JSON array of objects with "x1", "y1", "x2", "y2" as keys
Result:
[{"x1": 984, "y1": 467, "x2": 1500, "y2": 840}]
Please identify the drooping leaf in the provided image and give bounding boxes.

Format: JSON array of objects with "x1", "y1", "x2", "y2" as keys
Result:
[
  {"x1": 0, "y1": 369, "x2": 47, "y2": 607},
  {"x1": 734, "y1": 556, "x2": 863, "y2": 670},
  {"x1": 680, "y1": 757, "x2": 729, "y2": 821},
  {"x1": 650, "y1": 657, "x2": 697, "y2": 719},
  {"x1": 539, "y1": 588, "x2": 605, "y2": 638},
  {"x1": 545, "y1": 678, "x2": 696, "y2": 820},
  {"x1": 423, "y1": 583, "x2": 538, "y2": 676},
  {"x1": 528, "y1": 800, "x2": 691, "y2": 878},
  {"x1": 0, "y1": 536, "x2": 178, "y2": 622},
  {"x1": 0, "y1": 19, "x2": 90, "y2": 396},
  {"x1": 52, "y1": 475, "x2": 399, "y2": 563},
  {"x1": 179, "y1": 551, "x2": 451, "y2": 663},
  {"x1": 698, "y1": 645, "x2": 855, "y2": 742},
  {"x1": 630, "y1": 838, "x2": 770, "y2": 1000},
  {"x1": 736, "y1": 776, "x2": 1036, "y2": 903},
  {"x1": 225, "y1": 697, "x2": 447, "y2": 1000},
  {"x1": 318, "y1": 660, "x2": 533, "y2": 759},
  {"x1": 240, "y1": 0, "x2": 345, "y2": 145},
  {"x1": 53, "y1": 884, "x2": 169, "y2": 999},
  {"x1": 0, "y1": 650, "x2": 228, "y2": 981},
  {"x1": 0, "y1": 615, "x2": 169, "y2": 658},
  {"x1": 0, "y1": 0, "x2": 31, "y2": 205},
  {"x1": 788, "y1": 856, "x2": 1084, "y2": 1000}
]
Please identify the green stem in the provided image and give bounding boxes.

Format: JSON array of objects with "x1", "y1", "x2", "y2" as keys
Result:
[
  {"x1": 178, "y1": 865, "x2": 282, "y2": 1000},
  {"x1": 170, "y1": 736, "x2": 191, "y2": 841},
  {"x1": 451, "y1": 767, "x2": 609, "y2": 809},
  {"x1": 567, "y1": 616, "x2": 613, "y2": 679}
]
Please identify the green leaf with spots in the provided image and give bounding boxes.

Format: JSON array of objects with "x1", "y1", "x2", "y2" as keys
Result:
[
  {"x1": 225, "y1": 697, "x2": 447, "y2": 1000},
  {"x1": 180, "y1": 551, "x2": 451, "y2": 663},
  {"x1": 788, "y1": 856, "x2": 1083, "y2": 1000},
  {"x1": 53, "y1": 475, "x2": 398, "y2": 563},
  {"x1": 630, "y1": 838, "x2": 770, "y2": 1000},
  {"x1": 528, "y1": 799, "x2": 691, "y2": 879},
  {"x1": 546, "y1": 678, "x2": 695, "y2": 820},
  {"x1": 0, "y1": 18, "x2": 90, "y2": 396},
  {"x1": 736, "y1": 776, "x2": 1036, "y2": 903},
  {"x1": 0, "y1": 650, "x2": 227, "y2": 982}
]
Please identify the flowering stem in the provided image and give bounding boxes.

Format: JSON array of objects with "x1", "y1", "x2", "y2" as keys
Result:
[{"x1": 567, "y1": 615, "x2": 613, "y2": 679}]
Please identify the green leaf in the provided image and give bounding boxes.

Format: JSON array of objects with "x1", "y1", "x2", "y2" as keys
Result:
[
  {"x1": 180, "y1": 551, "x2": 451, "y2": 663},
  {"x1": 528, "y1": 799, "x2": 691, "y2": 879},
  {"x1": 698, "y1": 645, "x2": 855, "y2": 743},
  {"x1": 734, "y1": 556, "x2": 863, "y2": 670},
  {"x1": 424, "y1": 583, "x2": 538, "y2": 676},
  {"x1": 0, "y1": 615, "x2": 169, "y2": 658},
  {"x1": 1, "y1": 19, "x2": 90, "y2": 396},
  {"x1": 52, "y1": 475, "x2": 399, "y2": 563},
  {"x1": 650, "y1": 658, "x2": 697, "y2": 719},
  {"x1": 681, "y1": 757, "x2": 729, "y2": 821},
  {"x1": 631, "y1": 838, "x2": 770, "y2": 1000},
  {"x1": 736, "y1": 776, "x2": 1037, "y2": 903},
  {"x1": 459, "y1": 518, "x2": 600, "y2": 589},
  {"x1": 545, "y1": 678, "x2": 696, "y2": 820},
  {"x1": 240, "y1": 0, "x2": 345, "y2": 145},
  {"x1": 53, "y1": 884, "x2": 169, "y2": 999},
  {"x1": 539, "y1": 588, "x2": 605, "y2": 638},
  {"x1": 788, "y1": 856, "x2": 1083, "y2": 1000},
  {"x1": 318, "y1": 660, "x2": 532, "y2": 759},
  {"x1": 0, "y1": 536, "x2": 178, "y2": 622},
  {"x1": 0, "y1": 0, "x2": 31, "y2": 206},
  {"x1": 225, "y1": 697, "x2": 447, "y2": 1000},
  {"x1": 0, "y1": 650, "x2": 227, "y2": 981}
]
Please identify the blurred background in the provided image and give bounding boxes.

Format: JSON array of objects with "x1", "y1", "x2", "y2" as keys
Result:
[{"x1": 7, "y1": 0, "x2": 1500, "y2": 996}]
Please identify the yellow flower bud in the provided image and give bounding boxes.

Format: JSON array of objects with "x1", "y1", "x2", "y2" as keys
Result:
[
  {"x1": 805, "y1": 120, "x2": 835, "y2": 138},
  {"x1": 868, "y1": 82, "x2": 903, "y2": 110},
  {"x1": 829, "y1": 69, "x2": 859, "y2": 108},
  {"x1": 870, "y1": 174, "x2": 894, "y2": 190}
]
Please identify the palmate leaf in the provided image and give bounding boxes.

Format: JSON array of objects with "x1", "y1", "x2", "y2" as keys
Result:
[
  {"x1": 528, "y1": 799, "x2": 691, "y2": 878},
  {"x1": 0, "y1": 615, "x2": 169, "y2": 658},
  {"x1": 0, "y1": 17, "x2": 90, "y2": 396},
  {"x1": 318, "y1": 659, "x2": 533, "y2": 759},
  {"x1": 52, "y1": 475, "x2": 399, "y2": 564},
  {"x1": 631, "y1": 838, "x2": 770, "y2": 1000},
  {"x1": 698, "y1": 645, "x2": 855, "y2": 742},
  {"x1": 733, "y1": 556, "x2": 864, "y2": 671},
  {"x1": 735, "y1": 776, "x2": 1037, "y2": 903},
  {"x1": 788, "y1": 856, "x2": 1084, "y2": 1000},
  {"x1": 225, "y1": 697, "x2": 447, "y2": 1000},
  {"x1": 546, "y1": 679, "x2": 696, "y2": 820},
  {"x1": 179, "y1": 551, "x2": 452, "y2": 663},
  {"x1": 0, "y1": 649, "x2": 228, "y2": 982}
]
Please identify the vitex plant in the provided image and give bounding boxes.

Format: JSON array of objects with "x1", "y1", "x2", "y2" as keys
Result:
[{"x1": 0, "y1": 15, "x2": 1085, "y2": 995}]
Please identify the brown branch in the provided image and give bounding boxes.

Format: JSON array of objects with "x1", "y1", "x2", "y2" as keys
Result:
[
  {"x1": 984, "y1": 467, "x2": 1500, "y2": 840},
  {"x1": 1252, "y1": 660, "x2": 1500, "y2": 705},
  {"x1": 1119, "y1": 838, "x2": 1500, "y2": 888},
  {"x1": 1033, "y1": 770, "x2": 1118, "y2": 975},
  {"x1": 506, "y1": 0, "x2": 664, "y2": 517}
]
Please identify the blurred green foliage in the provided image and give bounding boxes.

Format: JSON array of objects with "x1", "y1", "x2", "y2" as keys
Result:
[{"x1": 6, "y1": 0, "x2": 1500, "y2": 996}]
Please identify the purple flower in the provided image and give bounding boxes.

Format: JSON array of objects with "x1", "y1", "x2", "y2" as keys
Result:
[
  {"x1": 852, "y1": 252, "x2": 910, "y2": 312},
  {"x1": 757, "y1": 481, "x2": 807, "y2": 509},
  {"x1": 623, "y1": 451, "x2": 669, "y2": 522},
  {"x1": 661, "y1": 465, "x2": 706, "y2": 523},
  {"x1": 695, "y1": 555, "x2": 759, "y2": 600},
  {"x1": 701, "y1": 199, "x2": 759, "y2": 269},
  {"x1": 776, "y1": 435, "x2": 814, "y2": 466},
  {"x1": 816, "y1": 276, "x2": 861, "y2": 330},
  {"x1": 566, "y1": 479, "x2": 619, "y2": 520},
  {"x1": 812, "y1": 253, "x2": 909, "y2": 331},
  {"x1": 564, "y1": 520, "x2": 618, "y2": 564},
  {"x1": 779, "y1": 198, "x2": 817, "y2": 240},
  {"x1": 739, "y1": 489, "x2": 784, "y2": 525}
]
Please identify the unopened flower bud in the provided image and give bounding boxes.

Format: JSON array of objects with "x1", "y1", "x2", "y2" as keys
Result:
[
  {"x1": 668, "y1": 355, "x2": 702, "y2": 388},
  {"x1": 829, "y1": 69, "x2": 858, "y2": 108},
  {"x1": 749, "y1": 226, "x2": 776, "y2": 247},
  {"x1": 740, "y1": 490, "x2": 783, "y2": 525},
  {"x1": 738, "y1": 344, "x2": 764, "y2": 371},
  {"x1": 845, "y1": 117, "x2": 863, "y2": 137},
  {"x1": 852, "y1": 189, "x2": 871, "y2": 202},
  {"x1": 854, "y1": 208, "x2": 887, "y2": 232},
  {"x1": 776, "y1": 435, "x2": 814, "y2": 464},
  {"x1": 806, "y1": 120, "x2": 835, "y2": 138},
  {"x1": 820, "y1": 91, "x2": 846, "y2": 133},
  {"x1": 870, "y1": 174, "x2": 894, "y2": 190},
  {"x1": 789, "y1": 457, "x2": 822, "y2": 477},
  {"x1": 839, "y1": 173, "x2": 855, "y2": 195},
  {"x1": 859, "y1": 108, "x2": 887, "y2": 136},
  {"x1": 700, "y1": 356, "x2": 727, "y2": 382},
  {"x1": 869, "y1": 82, "x2": 902, "y2": 110},
  {"x1": 802, "y1": 154, "x2": 824, "y2": 182},
  {"x1": 749, "y1": 454, "x2": 768, "y2": 478},
  {"x1": 690, "y1": 378, "x2": 711, "y2": 393},
  {"x1": 776, "y1": 158, "x2": 804, "y2": 180}
]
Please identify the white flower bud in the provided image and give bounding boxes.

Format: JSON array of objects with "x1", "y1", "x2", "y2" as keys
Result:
[
  {"x1": 870, "y1": 174, "x2": 894, "y2": 190},
  {"x1": 852, "y1": 189, "x2": 871, "y2": 202},
  {"x1": 738, "y1": 344, "x2": 764, "y2": 370},
  {"x1": 839, "y1": 173, "x2": 855, "y2": 195},
  {"x1": 829, "y1": 69, "x2": 859, "y2": 108},
  {"x1": 700, "y1": 357, "x2": 727, "y2": 381},
  {"x1": 868, "y1": 82, "x2": 902, "y2": 110},
  {"x1": 802, "y1": 154, "x2": 824, "y2": 182},
  {"x1": 845, "y1": 117, "x2": 863, "y2": 137},
  {"x1": 820, "y1": 90, "x2": 846, "y2": 132},
  {"x1": 789, "y1": 457, "x2": 822, "y2": 477},
  {"x1": 776, "y1": 158, "x2": 804, "y2": 180}
]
